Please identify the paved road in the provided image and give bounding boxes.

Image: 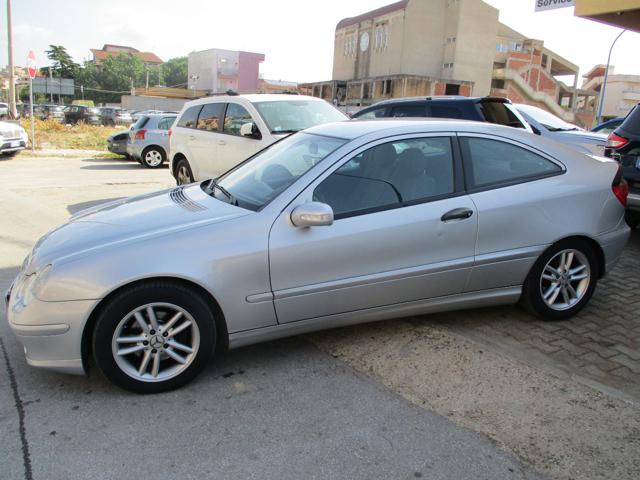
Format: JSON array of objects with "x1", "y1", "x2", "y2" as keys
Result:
[{"x1": 0, "y1": 155, "x2": 542, "y2": 480}]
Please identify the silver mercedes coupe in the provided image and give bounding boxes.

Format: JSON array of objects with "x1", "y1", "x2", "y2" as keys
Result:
[{"x1": 7, "y1": 120, "x2": 630, "y2": 392}]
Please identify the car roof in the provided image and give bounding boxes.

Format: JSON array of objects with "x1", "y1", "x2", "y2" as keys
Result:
[
  {"x1": 365, "y1": 96, "x2": 510, "y2": 108},
  {"x1": 183, "y1": 94, "x2": 325, "y2": 108}
]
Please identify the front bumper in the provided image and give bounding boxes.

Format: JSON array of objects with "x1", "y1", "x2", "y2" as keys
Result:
[
  {"x1": 6, "y1": 288, "x2": 95, "y2": 375},
  {"x1": 107, "y1": 141, "x2": 128, "y2": 155},
  {"x1": 0, "y1": 138, "x2": 27, "y2": 154}
]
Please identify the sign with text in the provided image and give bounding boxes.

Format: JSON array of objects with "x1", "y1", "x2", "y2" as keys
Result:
[{"x1": 535, "y1": 0, "x2": 575, "y2": 12}]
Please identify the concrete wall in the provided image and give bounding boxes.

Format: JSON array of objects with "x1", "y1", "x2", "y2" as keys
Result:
[
  {"x1": 401, "y1": 0, "x2": 446, "y2": 77},
  {"x1": 238, "y1": 52, "x2": 265, "y2": 93},
  {"x1": 121, "y1": 95, "x2": 188, "y2": 112},
  {"x1": 188, "y1": 50, "x2": 217, "y2": 92}
]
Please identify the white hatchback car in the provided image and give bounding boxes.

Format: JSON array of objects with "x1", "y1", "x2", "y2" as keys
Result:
[{"x1": 169, "y1": 94, "x2": 347, "y2": 184}]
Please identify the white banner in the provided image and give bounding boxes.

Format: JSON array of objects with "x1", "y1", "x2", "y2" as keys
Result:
[{"x1": 535, "y1": 0, "x2": 575, "y2": 12}]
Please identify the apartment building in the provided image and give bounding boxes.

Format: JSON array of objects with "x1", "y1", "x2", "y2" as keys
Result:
[
  {"x1": 187, "y1": 49, "x2": 265, "y2": 94},
  {"x1": 582, "y1": 65, "x2": 640, "y2": 119},
  {"x1": 305, "y1": 0, "x2": 596, "y2": 125}
]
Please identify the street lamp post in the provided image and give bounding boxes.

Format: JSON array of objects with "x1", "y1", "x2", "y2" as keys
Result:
[
  {"x1": 7, "y1": 0, "x2": 17, "y2": 118},
  {"x1": 597, "y1": 29, "x2": 626, "y2": 125}
]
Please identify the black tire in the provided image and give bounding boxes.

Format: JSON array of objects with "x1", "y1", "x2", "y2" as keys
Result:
[
  {"x1": 141, "y1": 146, "x2": 166, "y2": 169},
  {"x1": 521, "y1": 239, "x2": 598, "y2": 321},
  {"x1": 1, "y1": 150, "x2": 20, "y2": 158},
  {"x1": 625, "y1": 211, "x2": 640, "y2": 229},
  {"x1": 92, "y1": 281, "x2": 216, "y2": 393},
  {"x1": 174, "y1": 158, "x2": 195, "y2": 185}
]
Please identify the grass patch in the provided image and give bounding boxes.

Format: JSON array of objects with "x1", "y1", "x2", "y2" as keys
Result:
[{"x1": 20, "y1": 119, "x2": 126, "y2": 151}]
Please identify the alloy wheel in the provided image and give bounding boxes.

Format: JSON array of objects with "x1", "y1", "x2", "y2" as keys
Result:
[
  {"x1": 539, "y1": 249, "x2": 591, "y2": 311},
  {"x1": 144, "y1": 150, "x2": 163, "y2": 167},
  {"x1": 111, "y1": 302, "x2": 200, "y2": 382}
]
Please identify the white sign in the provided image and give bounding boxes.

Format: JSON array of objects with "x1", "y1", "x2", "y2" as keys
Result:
[{"x1": 535, "y1": 0, "x2": 575, "y2": 12}]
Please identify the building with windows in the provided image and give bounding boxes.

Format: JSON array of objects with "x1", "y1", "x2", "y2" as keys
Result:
[
  {"x1": 90, "y1": 44, "x2": 164, "y2": 65},
  {"x1": 187, "y1": 49, "x2": 265, "y2": 95},
  {"x1": 582, "y1": 65, "x2": 640, "y2": 119},
  {"x1": 304, "y1": 0, "x2": 596, "y2": 126}
]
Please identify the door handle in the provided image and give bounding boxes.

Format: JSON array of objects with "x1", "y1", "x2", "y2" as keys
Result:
[
  {"x1": 218, "y1": 140, "x2": 226, "y2": 146},
  {"x1": 441, "y1": 208, "x2": 474, "y2": 222}
]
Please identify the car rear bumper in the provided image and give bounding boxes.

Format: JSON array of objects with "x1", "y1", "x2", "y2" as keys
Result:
[
  {"x1": 6, "y1": 290, "x2": 93, "y2": 375},
  {"x1": 628, "y1": 192, "x2": 640, "y2": 212},
  {"x1": 597, "y1": 223, "x2": 631, "y2": 275},
  {"x1": 126, "y1": 141, "x2": 144, "y2": 159}
]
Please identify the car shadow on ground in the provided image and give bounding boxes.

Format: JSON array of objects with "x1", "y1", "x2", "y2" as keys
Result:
[{"x1": 67, "y1": 198, "x2": 124, "y2": 215}]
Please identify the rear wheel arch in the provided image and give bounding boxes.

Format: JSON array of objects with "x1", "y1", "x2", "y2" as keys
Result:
[{"x1": 81, "y1": 277, "x2": 228, "y2": 373}]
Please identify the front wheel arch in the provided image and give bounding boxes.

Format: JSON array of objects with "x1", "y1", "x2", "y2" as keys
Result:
[{"x1": 81, "y1": 277, "x2": 228, "y2": 374}]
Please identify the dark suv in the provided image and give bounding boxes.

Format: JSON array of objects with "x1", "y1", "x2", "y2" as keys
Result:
[
  {"x1": 352, "y1": 96, "x2": 532, "y2": 132},
  {"x1": 605, "y1": 103, "x2": 640, "y2": 228},
  {"x1": 64, "y1": 105, "x2": 102, "y2": 125}
]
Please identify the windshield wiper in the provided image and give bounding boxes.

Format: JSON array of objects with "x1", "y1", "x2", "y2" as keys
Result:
[{"x1": 205, "y1": 178, "x2": 237, "y2": 205}]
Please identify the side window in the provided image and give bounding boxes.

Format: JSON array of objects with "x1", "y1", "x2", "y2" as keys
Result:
[
  {"x1": 390, "y1": 104, "x2": 426, "y2": 117},
  {"x1": 313, "y1": 137, "x2": 455, "y2": 219},
  {"x1": 479, "y1": 102, "x2": 526, "y2": 129},
  {"x1": 461, "y1": 137, "x2": 562, "y2": 189},
  {"x1": 430, "y1": 105, "x2": 463, "y2": 119},
  {"x1": 157, "y1": 117, "x2": 176, "y2": 130},
  {"x1": 176, "y1": 106, "x2": 202, "y2": 128},
  {"x1": 196, "y1": 103, "x2": 224, "y2": 131},
  {"x1": 224, "y1": 103, "x2": 253, "y2": 136},
  {"x1": 356, "y1": 107, "x2": 387, "y2": 119}
]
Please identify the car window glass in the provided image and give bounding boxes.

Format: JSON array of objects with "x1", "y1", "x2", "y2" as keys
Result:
[
  {"x1": 197, "y1": 103, "x2": 224, "y2": 131},
  {"x1": 158, "y1": 117, "x2": 176, "y2": 130},
  {"x1": 313, "y1": 137, "x2": 454, "y2": 218},
  {"x1": 390, "y1": 105, "x2": 425, "y2": 117},
  {"x1": 356, "y1": 107, "x2": 387, "y2": 119},
  {"x1": 224, "y1": 103, "x2": 253, "y2": 135},
  {"x1": 480, "y1": 102, "x2": 526, "y2": 129},
  {"x1": 177, "y1": 105, "x2": 202, "y2": 128},
  {"x1": 461, "y1": 137, "x2": 561, "y2": 188},
  {"x1": 430, "y1": 105, "x2": 463, "y2": 119}
]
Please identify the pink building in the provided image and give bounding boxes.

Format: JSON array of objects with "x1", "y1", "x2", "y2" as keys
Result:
[{"x1": 188, "y1": 49, "x2": 265, "y2": 94}]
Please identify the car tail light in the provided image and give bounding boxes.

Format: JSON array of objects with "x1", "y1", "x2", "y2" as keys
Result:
[
  {"x1": 606, "y1": 132, "x2": 629, "y2": 149},
  {"x1": 134, "y1": 129, "x2": 146, "y2": 140},
  {"x1": 168, "y1": 128, "x2": 172, "y2": 137},
  {"x1": 612, "y1": 164, "x2": 628, "y2": 207}
]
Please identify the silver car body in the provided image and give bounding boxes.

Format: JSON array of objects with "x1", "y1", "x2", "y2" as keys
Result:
[
  {"x1": 515, "y1": 104, "x2": 607, "y2": 156},
  {"x1": 127, "y1": 114, "x2": 177, "y2": 160},
  {"x1": 0, "y1": 120, "x2": 29, "y2": 155},
  {"x1": 7, "y1": 120, "x2": 629, "y2": 375}
]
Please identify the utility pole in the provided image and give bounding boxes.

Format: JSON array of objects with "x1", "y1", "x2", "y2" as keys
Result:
[
  {"x1": 49, "y1": 67, "x2": 54, "y2": 103},
  {"x1": 145, "y1": 67, "x2": 149, "y2": 90},
  {"x1": 7, "y1": 0, "x2": 17, "y2": 118}
]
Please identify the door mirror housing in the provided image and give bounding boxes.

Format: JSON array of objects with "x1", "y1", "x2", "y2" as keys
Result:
[
  {"x1": 240, "y1": 122, "x2": 262, "y2": 140},
  {"x1": 290, "y1": 202, "x2": 334, "y2": 228}
]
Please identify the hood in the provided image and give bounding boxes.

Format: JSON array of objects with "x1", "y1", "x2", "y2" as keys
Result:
[{"x1": 28, "y1": 184, "x2": 250, "y2": 270}]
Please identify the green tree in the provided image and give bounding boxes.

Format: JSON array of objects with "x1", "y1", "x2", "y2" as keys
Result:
[
  {"x1": 161, "y1": 57, "x2": 187, "y2": 87},
  {"x1": 43, "y1": 45, "x2": 79, "y2": 78}
]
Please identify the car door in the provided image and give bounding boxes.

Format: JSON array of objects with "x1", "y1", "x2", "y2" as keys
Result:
[
  {"x1": 458, "y1": 134, "x2": 565, "y2": 292},
  {"x1": 154, "y1": 116, "x2": 176, "y2": 154},
  {"x1": 268, "y1": 134, "x2": 478, "y2": 324},
  {"x1": 218, "y1": 102, "x2": 271, "y2": 175}
]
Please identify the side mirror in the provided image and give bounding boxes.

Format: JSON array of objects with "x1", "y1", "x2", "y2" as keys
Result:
[
  {"x1": 240, "y1": 122, "x2": 261, "y2": 139},
  {"x1": 290, "y1": 202, "x2": 334, "y2": 228}
]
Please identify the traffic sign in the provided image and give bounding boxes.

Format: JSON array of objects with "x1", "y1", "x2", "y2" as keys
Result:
[{"x1": 27, "y1": 50, "x2": 36, "y2": 79}]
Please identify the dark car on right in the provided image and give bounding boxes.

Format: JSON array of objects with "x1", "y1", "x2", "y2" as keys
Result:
[{"x1": 605, "y1": 103, "x2": 640, "y2": 228}]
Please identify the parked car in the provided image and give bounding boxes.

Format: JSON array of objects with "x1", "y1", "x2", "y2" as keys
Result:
[
  {"x1": 0, "y1": 120, "x2": 28, "y2": 157},
  {"x1": 515, "y1": 104, "x2": 607, "y2": 156},
  {"x1": 131, "y1": 110, "x2": 176, "y2": 122},
  {"x1": 107, "y1": 130, "x2": 130, "y2": 157},
  {"x1": 6, "y1": 119, "x2": 630, "y2": 393},
  {"x1": 64, "y1": 105, "x2": 102, "y2": 125},
  {"x1": 0, "y1": 102, "x2": 9, "y2": 119},
  {"x1": 170, "y1": 94, "x2": 347, "y2": 185},
  {"x1": 101, "y1": 107, "x2": 133, "y2": 126},
  {"x1": 35, "y1": 104, "x2": 65, "y2": 122},
  {"x1": 604, "y1": 103, "x2": 640, "y2": 228},
  {"x1": 591, "y1": 117, "x2": 624, "y2": 135},
  {"x1": 352, "y1": 96, "x2": 532, "y2": 132},
  {"x1": 127, "y1": 114, "x2": 176, "y2": 168}
]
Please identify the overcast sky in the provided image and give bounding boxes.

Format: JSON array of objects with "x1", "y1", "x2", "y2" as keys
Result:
[{"x1": 1, "y1": 0, "x2": 639, "y2": 84}]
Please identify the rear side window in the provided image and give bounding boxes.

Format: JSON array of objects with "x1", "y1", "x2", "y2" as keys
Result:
[
  {"x1": 390, "y1": 104, "x2": 426, "y2": 117},
  {"x1": 157, "y1": 117, "x2": 176, "y2": 130},
  {"x1": 430, "y1": 105, "x2": 463, "y2": 119},
  {"x1": 132, "y1": 116, "x2": 149, "y2": 129},
  {"x1": 177, "y1": 105, "x2": 202, "y2": 128},
  {"x1": 355, "y1": 107, "x2": 387, "y2": 119},
  {"x1": 461, "y1": 137, "x2": 561, "y2": 189},
  {"x1": 224, "y1": 103, "x2": 253, "y2": 136},
  {"x1": 479, "y1": 102, "x2": 526, "y2": 129},
  {"x1": 197, "y1": 103, "x2": 224, "y2": 131}
]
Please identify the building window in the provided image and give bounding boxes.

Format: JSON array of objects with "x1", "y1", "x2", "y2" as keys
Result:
[
  {"x1": 443, "y1": 63, "x2": 454, "y2": 69},
  {"x1": 445, "y1": 36, "x2": 456, "y2": 45},
  {"x1": 344, "y1": 35, "x2": 356, "y2": 56},
  {"x1": 491, "y1": 79, "x2": 506, "y2": 89},
  {"x1": 374, "y1": 25, "x2": 389, "y2": 51},
  {"x1": 509, "y1": 42, "x2": 522, "y2": 52},
  {"x1": 496, "y1": 43, "x2": 508, "y2": 53}
]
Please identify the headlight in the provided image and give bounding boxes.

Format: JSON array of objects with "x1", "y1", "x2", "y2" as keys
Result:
[{"x1": 12, "y1": 264, "x2": 52, "y2": 311}]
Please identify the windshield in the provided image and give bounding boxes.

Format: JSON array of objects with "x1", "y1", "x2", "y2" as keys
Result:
[
  {"x1": 254, "y1": 100, "x2": 347, "y2": 134},
  {"x1": 516, "y1": 104, "x2": 577, "y2": 132},
  {"x1": 479, "y1": 101, "x2": 526, "y2": 129},
  {"x1": 211, "y1": 132, "x2": 347, "y2": 211}
]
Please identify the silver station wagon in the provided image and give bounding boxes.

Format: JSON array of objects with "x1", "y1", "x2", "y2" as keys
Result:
[{"x1": 7, "y1": 120, "x2": 630, "y2": 393}]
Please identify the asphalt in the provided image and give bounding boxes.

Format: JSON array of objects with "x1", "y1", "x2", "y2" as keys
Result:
[{"x1": 0, "y1": 154, "x2": 543, "y2": 480}]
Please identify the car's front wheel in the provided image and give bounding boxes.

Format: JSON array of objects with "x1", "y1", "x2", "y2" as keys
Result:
[
  {"x1": 92, "y1": 281, "x2": 216, "y2": 393},
  {"x1": 175, "y1": 158, "x2": 195, "y2": 185},
  {"x1": 141, "y1": 147, "x2": 166, "y2": 168},
  {"x1": 521, "y1": 240, "x2": 598, "y2": 320}
]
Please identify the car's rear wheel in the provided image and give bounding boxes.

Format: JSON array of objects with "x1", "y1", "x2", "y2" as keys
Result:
[
  {"x1": 521, "y1": 240, "x2": 598, "y2": 320},
  {"x1": 141, "y1": 147, "x2": 166, "y2": 168},
  {"x1": 92, "y1": 282, "x2": 216, "y2": 393},
  {"x1": 175, "y1": 158, "x2": 194, "y2": 185}
]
